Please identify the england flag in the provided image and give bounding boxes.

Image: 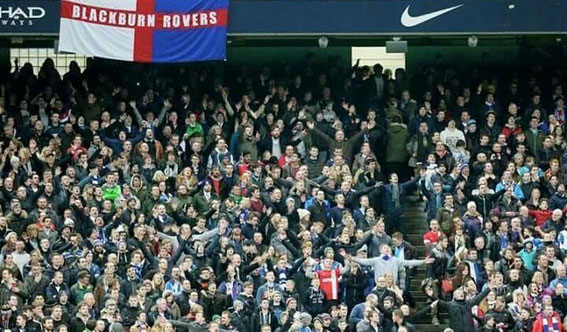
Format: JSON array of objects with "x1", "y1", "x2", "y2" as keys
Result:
[{"x1": 58, "y1": 0, "x2": 229, "y2": 63}]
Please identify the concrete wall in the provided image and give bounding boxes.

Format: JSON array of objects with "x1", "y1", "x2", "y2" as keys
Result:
[
  {"x1": 406, "y1": 45, "x2": 520, "y2": 72},
  {"x1": 224, "y1": 44, "x2": 523, "y2": 75},
  {"x1": 226, "y1": 46, "x2": 351, "y2": 66}
]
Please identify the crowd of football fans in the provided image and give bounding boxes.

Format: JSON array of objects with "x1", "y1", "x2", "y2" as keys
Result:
[{"x1": 0, "y1": 50, "x2": 565, "y2": 332}]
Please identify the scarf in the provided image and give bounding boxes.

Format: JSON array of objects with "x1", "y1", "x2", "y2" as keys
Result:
[
  {"x1": 392, "y1": 184, "x2": 400, "y2": 208},
  {"x1": 499, "y1": 233, "x2": 509, "y2": 250},
  {"x1": 132, "y1": 263, "x2": 143, "y2": 278},
  {"x1": 555, "y1": 109, "x2": 565, "y2": 124},
  {"x1": 509, "y1": 303, "x2": 521, "y2": 317},
  {"x1": 260, "y1": 311, "x2": 271, "y2": 325},
  {"x1": 542, "y1": 315, "x2": 560, "y2": 332},
  {"x1": 309, "y1": 288, "x2": 325, "y2": 304}
]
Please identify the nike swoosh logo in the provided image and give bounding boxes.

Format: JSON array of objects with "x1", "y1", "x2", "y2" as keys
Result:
[{"x1": 400, "y1": 4, "x2": 463, "y2": 27}]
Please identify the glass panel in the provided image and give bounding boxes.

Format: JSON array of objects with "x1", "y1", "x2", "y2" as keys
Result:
[
  {"x1": 9, "y1": 48, "x2": 88, "y2": 75},
  {"x1": 351, "y1": 46, "x2": 406, "y2": 72}
]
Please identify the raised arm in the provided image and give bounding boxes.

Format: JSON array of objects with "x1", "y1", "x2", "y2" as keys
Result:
[
  {"x1": 305, "y1": 263, "x2": 316, "y2": 279},
  {"x1": 253, "y1": 95, "x2": 273, "y2": 120},
  {"x1": 468, "y1": 287, "x2": 491, "y2": 307},
  {"x1": 351, "y1": 256, "x2": 379, "y2": 267},
  {"x1": 346, "y1": 127, "x2": 369, "y2": 150},
  {"x1": 353, "y1": 231, "x2": 372, "y2": 250},
  {"x1": 401, "y1": 176, "x2": 420, "y2": 193},
  {"x1": 191, "y1": 228, "x2": 220, "y2": 242},
  {"x1": 156, "y1": 231, "x2": 180, "y2": 253},
  {"x1": 168, "y1": 239, "x2": 186, "y2": 267},
  {"x1": 307, "y1": 122, "x2": 334, "y2": 147},
  {"x1": 129, "y1": 100, "x2": 144, "y2": 127},
  {"x1": 407, "y1": 302, "x2": 438, "y2": 324},
  {"x1": 489, "y1": 188, "x2": 506, "y2": 202},
  {"x1": 339, "y1": 258, "x2": 351, "y2": 275},
  {"x1": 221, "y1": 88, "x2": 235, "y2": 117},
  {"x1": 155, "y1": 100, "x2": 171, "y2": 127},
  {"x1": 399, "y1": 257, "x2": 428, "y2": 268}
]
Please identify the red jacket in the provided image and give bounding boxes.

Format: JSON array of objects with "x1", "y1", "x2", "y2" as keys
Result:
[
  {"x1": 501, "y1": 125, "x2": 522, "y2": 139},
  {"x1": 423, "y1": 231, "x2": 445, "y2": 246},
  {"x1": 529, "y1": 206, "x2": 567, "y2": 227},
  {"x1": 528, "y1": 209, "x2": 553, "y2": 227}
]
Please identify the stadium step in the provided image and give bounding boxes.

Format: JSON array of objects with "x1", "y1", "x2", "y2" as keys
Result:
[
  {"x1": 400, "y1": 195, "x2": 452, "y2": 329},
  {"x1": 414, "y1": 324, "x2": 449, "y2": 332}
]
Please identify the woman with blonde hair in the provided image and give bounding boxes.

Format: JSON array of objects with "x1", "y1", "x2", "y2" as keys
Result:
[
  {"x1": 532, "y1": 270, "x2": 548, "y2": 289},
  {"x1": 18, "y1": 147, "x2": 34, "y2": 176},
  {"x1": 176, "y1": 167, "x2": 198, "y2": 191},
  {"x1": 147, "y1": 273, "x2": 166, "y2": 303},
  {"x1": 152, "y1": 170, "x2": 167, "y2": 184},
  {"x1": 1, "y1": 231, "x2": 18, "y2": 260},
  {"x1": 508, "y1": 288, "x2": 527, "y2": 319},
  {"x1": 99, "y1": 145, "x2": 113, "y2": 162},
  {"x1": 82, "y1": 184, "x2": 95, "y2": 204},
  {"x1": 23, "y1": 224, "x2": 40, "y2": 251},
  {"x1": 149, "y1": 317, "x2": 169, "y2": 332},
  {"x1": 205, "y1": 124, "x2": 226, "y2": 151},
  {"x1": 6, "y1": 138, "x2": 23, "y2": 156}
]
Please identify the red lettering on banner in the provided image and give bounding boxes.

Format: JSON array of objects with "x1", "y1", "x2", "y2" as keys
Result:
[{"x1": 61, "y1": 1, "x2": 228, "y2": 30}]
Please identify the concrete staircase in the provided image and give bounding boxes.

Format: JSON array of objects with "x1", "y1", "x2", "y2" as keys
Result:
[{"x1": 402, "y1": 196, "x2": 448, "y2": 332}]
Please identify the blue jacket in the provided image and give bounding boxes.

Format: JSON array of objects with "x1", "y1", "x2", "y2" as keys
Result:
[
  {"x1": 382, "y1": 178, "x2": 419, "y2": 216},
  {"x1": 495, "y1": 182, "x2": 525, "y2": 201},
  {"x1": 550, "y1": 192, "x2": 567, "y2": 210},
  {"x1": 549, "y1": 277, "x2": 567, "y2": 293},
  {"x1": 518, "y1": 248, "x2": 536, "y2": 271},
  {"x1": 349, "y1": 302, "x2": 367, "y2": 326}
]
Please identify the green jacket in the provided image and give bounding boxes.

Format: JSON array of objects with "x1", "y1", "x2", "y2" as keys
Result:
[
  {"x1": 436, "y1": 207, "x2": 459, "y2": 235},
  {"x1": 386, "y1": 124, "x2": 409, "y2": 163},
  {"x1": 523, "y1": 129, "x2": 545, "y2": 161},
  {"x1": 0, "y1": 280, "x2": 28, "y2": 305},
  {"x1": 144, "y1": 196, "x2": 161, "y2": 216},
  {"x1": 70, "y1": 283, "x2": 94, "y2": 304},
  {"x1": 102, "y1": 185, "x2": 122, "y2": 202},
  {"x1": 185, "y1": 123, "x2": 204, "y2": 139},
  {"x1": 131, "y1": 187, "x2": 148, "y2": 203},
  {"x1": 238, "y1": 137, "x2": 259, "y2": 161},
  {"x1": 193, "y1": 192, "x2": 220, "y2": 214}
]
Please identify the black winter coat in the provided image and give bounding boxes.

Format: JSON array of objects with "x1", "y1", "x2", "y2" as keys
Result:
[
  {"x1": 438, "y1": 288, "x2": 490, "y2": 332},
  {"x1": 342, "y1": 269, "x2": 368, "y2": 308}
]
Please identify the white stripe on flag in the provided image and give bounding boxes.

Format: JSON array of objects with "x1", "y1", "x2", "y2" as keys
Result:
[
  {"x1": 62, "y1": 0, "x2": 138, "y2": 11},
  {"x1": 59, "y1": 18, "x2": 135, "y2": 62}
]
